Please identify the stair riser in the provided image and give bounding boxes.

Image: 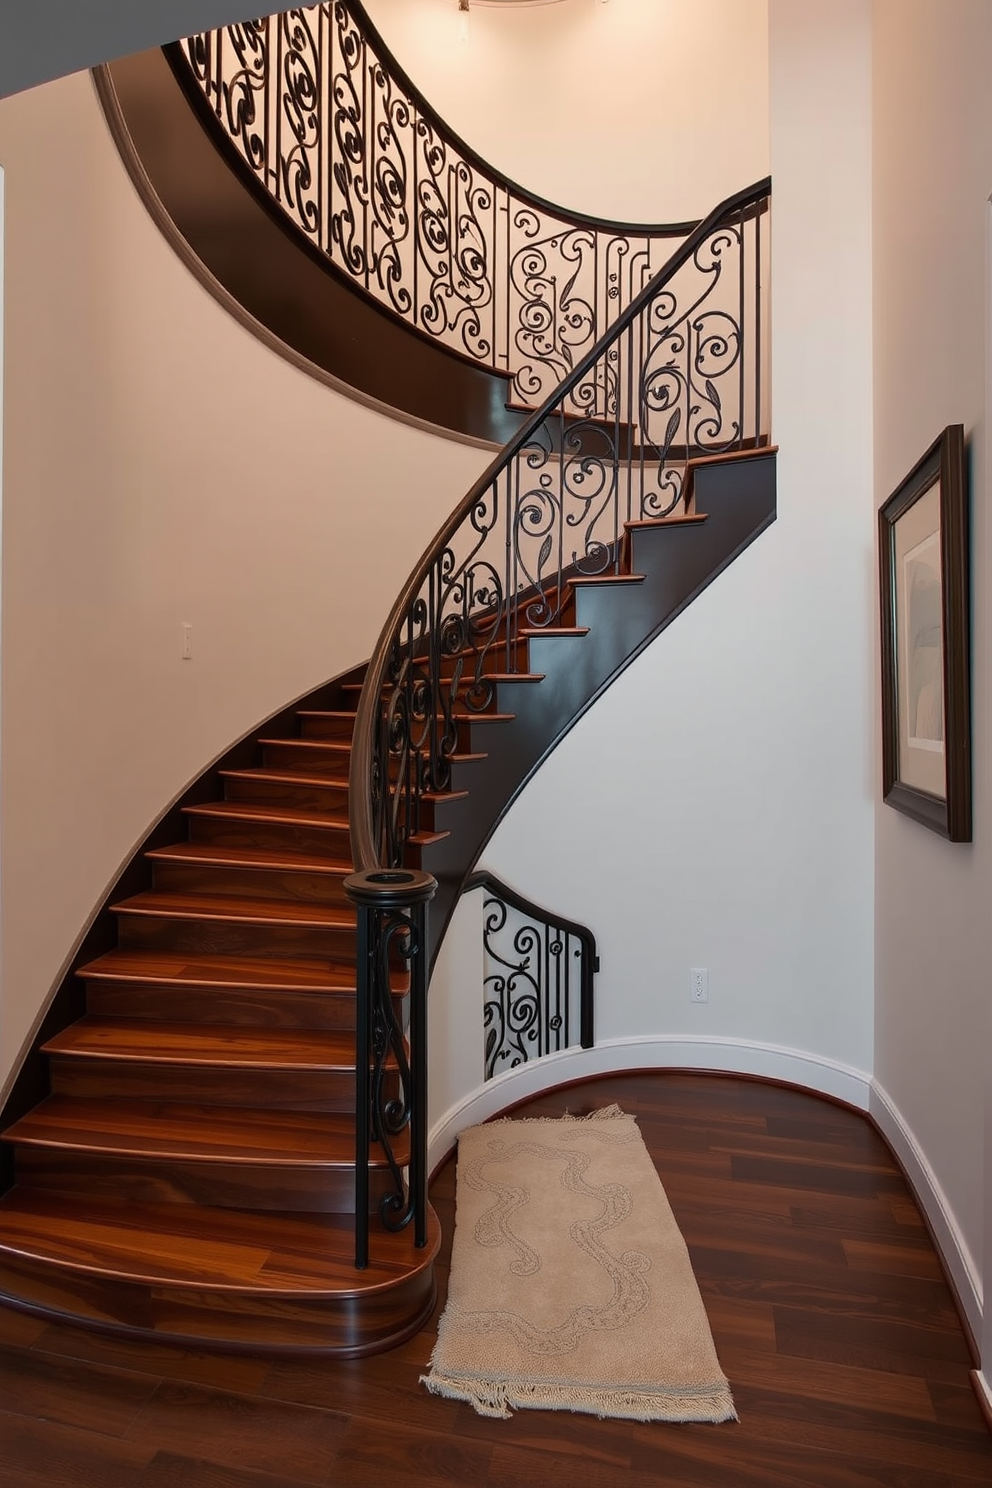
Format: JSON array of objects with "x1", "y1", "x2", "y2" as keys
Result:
[
  {"x1": 0, "y1": 1253, "x2": 436, "y2": 1355},
  {"x1": 48, "y1": 1058, "x2": 375, "y2": 1111},
  {"x1": 341, "y1": 683, "x2": 509, "y2": 718},
  {"x1": 296, "y1": 714, "x2": 356, "y2": 741},
  {"x1": 13, "y1": 1149, "x2": 393, "y2": 1214},
  {"x1": 85, "y1": 982, "x2": 378, "y2": 1031},
  {"x1": 186, "y1": 814, "x2": 353, "y2": 858},
  {"x1": 261, "y1": 743, "x2": 351, "y2": 777},
  {"x1": 150, "y1": 862, "x2": 352, "y2": 906},
  {"x1": 116, "y1": 916, "x2": 357, "y2": 963},
  {"x1": 223, "y1": 777, "x2": 350, "y2": 813},
  {"x1": 423, "y1": 640, "x2": 532, "y2": 682},
  {"x1": 263, "y1": 744, "x2": 406, "y2": 787}
]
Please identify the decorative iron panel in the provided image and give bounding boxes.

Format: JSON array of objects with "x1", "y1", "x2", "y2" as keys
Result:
[
  {"x1": 175, "y1": 1, "x2": 692, "y2": 407},
  {"x1": 472, "y1": 873, "x2": 596, "y2": 1080}
]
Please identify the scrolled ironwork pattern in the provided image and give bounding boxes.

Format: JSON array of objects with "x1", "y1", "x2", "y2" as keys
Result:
[
  {"x1": 175, "y1": 0, "x2": 692, "y2": 406},
  {"x1": 474, "y1": 874, "x2": 597, "y2": 1081},
  {"x1": 353, "y1": 180, "x2": 771, "y2": 871}
]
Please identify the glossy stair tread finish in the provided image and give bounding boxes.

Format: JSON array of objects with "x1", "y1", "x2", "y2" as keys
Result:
[
  {"x1": 145, "y1": 843, "x2": 354, "y2": 875},
  {"x1": 110, "y1": 892, "x2": 357, "y2": 931},
  {"x1": 220, "y1": 771, "x2": 349, "y2": 798},
  {"x1": 41, "y1": 1019, "x2": 374, "y2": 1071},
  {"x1": 3, "y1": 1096, "x2": 407, "y2": 1168},
  {"x1": 183, "y1": 800, "x2": 351, "y2": 827},
  {"x1": 77, "y1": 949, "x2": 360, "y2": 993},
  {"x1": 0, "y1": 1189, "x2": 439, "y2": 1291}
]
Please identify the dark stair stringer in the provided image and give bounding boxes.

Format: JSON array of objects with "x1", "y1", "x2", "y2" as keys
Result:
[
  {"x1": 0, "y1": 449, "x2": 774, "y2": 1355},
  {"x1": 417, "y1": 450, "x2": 778, "y2": 947}
]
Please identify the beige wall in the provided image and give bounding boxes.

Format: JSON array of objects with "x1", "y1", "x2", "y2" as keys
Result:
[
  {"x1": 364, "y1": 0, "x2": 770, "y2": 225},
  {"x1": 872, "y1": 0, "x2": 992, "y2": 1344},
  {"x1": 0, "y1": 71, "x2": 490, "y2": 1090},
  {"x1": 428, "y1": 0, "x2": 876, "y2": 1148}
]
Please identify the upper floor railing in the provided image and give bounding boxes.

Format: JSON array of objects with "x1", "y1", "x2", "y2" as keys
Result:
[{"x1": 173, "y1": 1, "x2": 696, "y2": 409}]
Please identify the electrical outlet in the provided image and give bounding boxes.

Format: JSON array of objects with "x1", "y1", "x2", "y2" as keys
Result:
[{"x1": 690, "y1": 967, "x2": 708, "y2": 1003}]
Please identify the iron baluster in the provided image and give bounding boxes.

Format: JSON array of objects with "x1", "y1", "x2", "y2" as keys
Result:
[{"x1": 346, "y1": 868, "x2": 437, "y2": 1269}]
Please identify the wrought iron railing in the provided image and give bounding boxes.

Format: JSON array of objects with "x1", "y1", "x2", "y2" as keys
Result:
[
  {"x1": 350, "y1": 176, "x2": 771, "y2": 876},
  {"x1": 171, "y1": 1, "x2": 695, "y2": 408},
  {"x1": 345, "y1": 178, "x2": 769, "y2": 1258},
  {"x1": 470, "y1": 872, "x2": 597, "y2": 1081},
  {"x1": 344, "y1": 867, "x2": 436, "y2": 1269}
]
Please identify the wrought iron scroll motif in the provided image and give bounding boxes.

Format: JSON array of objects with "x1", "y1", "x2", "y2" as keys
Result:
[
  {"x1": 346, "y1": 869, "x2": 437, "y2": 1270},
  {"x1": 176, "y1": 0, "x2": 694, "y2": 405},
  {"x1": 354, "y1": 183, "x2": 770, "y2": 872},
  {"x1": 472, "y1": 874, "x2": 597, "y2": 1081}
]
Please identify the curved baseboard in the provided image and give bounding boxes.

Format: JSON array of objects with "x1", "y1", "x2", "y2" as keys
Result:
[
  {"x1": 428, "y1": 1036, "x2": 983, "y2": 1357},
  {"x1": 427, "y1": 1034, "x2": 872, "y2": 1166},
  {"x1": 870, "y1": 1078, "x2": 983, "y2": 1345}
]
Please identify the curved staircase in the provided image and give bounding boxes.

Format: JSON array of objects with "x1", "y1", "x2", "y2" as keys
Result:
[
  {"x1": 0, "y1": 686, "x2": 440, "y2": 1354},
  {"x1": 0, "y1": 3, "x2": 775, "y2": 1356},
  {"x1": 0, "y1": 443, "x2": 773, "y2": 1354}
]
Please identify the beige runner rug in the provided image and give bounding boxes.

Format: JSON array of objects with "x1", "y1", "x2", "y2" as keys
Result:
[{"x1": 423, "y1": 1105, "x2": 736, "y2": 1422}]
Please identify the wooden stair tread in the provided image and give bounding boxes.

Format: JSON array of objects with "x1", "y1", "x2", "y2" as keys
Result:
[
  {"x1": 42, "y1": 1019, "x2": 368, "y2": 1070},
  {"x1": 77, "y1": 949, "x2": 358, "y2": 991},
  {"x1": 257, "y1": 736, "x2": 351, "y2": 753},
  {"x1": 451, "y1": 710, "x2": 515, "y2": 724},
  {"x1": 3, "y1": 1096, "x2": 401, "y2": 1167},
  {"x1": 183, "y1": 801, "x2": 350, "y2": 829},
  {"x1": 110, "y1": 891, "x2": 355, "y2": 929},
  {"x1": 623, "y1": 514, "x2": 708, "y2": 529},
  {"x1": 219, "y1": 768, "x2": 349, "y2": 788},
  {"x1": 517, "y1": 626, "x2": 589, "y2": 638},
  {"x1": 568, "y1": 572, "x2": 646, "y2": 586},
  {"x1": 0, "y1": 1189, "x2": 438, "y2": 1293},
  {"x1": 145, "y1": 843, "x2": 352, "y2": 875}
]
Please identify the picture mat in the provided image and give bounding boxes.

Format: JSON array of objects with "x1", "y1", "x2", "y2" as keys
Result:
[{"x1": 893, "y1": 478, "x2": 945, "y2": 798}]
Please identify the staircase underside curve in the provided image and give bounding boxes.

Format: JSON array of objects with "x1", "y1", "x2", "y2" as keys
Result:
[{"x1": 96, "y1": 49, "x2": 522, "y2": 449}]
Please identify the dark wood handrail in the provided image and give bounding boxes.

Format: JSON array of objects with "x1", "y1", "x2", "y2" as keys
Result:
[
  {"x1": 349, "y1": 175, "x2": 772, "y2": 873},
  {"x1": 336, "y1": 1, "x2": 702, "y2": 242}
]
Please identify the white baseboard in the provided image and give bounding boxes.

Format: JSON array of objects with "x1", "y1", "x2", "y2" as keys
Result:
[
  {"x1": 972, "y1": 1369, "x2": 992, "y2": 1419},
  {"x1": 870, "y1": 1077, "x2": 983, "y2": 1345},
  {"x1": 428, "y1": 1034, "x2": 871, "y2": 1169}
]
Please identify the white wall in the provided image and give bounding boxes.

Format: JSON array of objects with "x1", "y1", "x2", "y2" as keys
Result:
[
  {"x1": 429, "y1": 1, "x2": 876, "y2": 1163},
  {"x1": 364, "y1": 0, "x2": 769, "y2": 225},
  {"x1": 871, "y1": 0, "x2": 992, "y2": 1350},
  {"x1": 0, "y1": 72, "x2": 490, "y2": 1092}
]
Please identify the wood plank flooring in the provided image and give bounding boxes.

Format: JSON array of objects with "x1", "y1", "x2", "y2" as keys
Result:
[{"x1": 1, "y1": 1072, "x2": 988, "y2": 1487}]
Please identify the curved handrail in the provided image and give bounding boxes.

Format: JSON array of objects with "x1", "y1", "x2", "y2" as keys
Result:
[
  {"x1": 350, "y1": 175, "x2": 771, "y2": 876},
  {"x1": 170, "y1": 0, "x2": 700, "y2": 407}
]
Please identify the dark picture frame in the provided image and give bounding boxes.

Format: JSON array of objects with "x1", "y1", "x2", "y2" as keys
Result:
[{"x1": 878, "y1": 424, "x2": 971, "y2": 841}]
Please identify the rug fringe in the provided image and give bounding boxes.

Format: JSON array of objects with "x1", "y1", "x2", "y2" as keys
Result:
[
  {"x1": 480, "y1": 1103, "x2": 629, "y2": 1130},
  {"x1": 421, "y1": 1370, "x2": 738, "y2": 1424}
]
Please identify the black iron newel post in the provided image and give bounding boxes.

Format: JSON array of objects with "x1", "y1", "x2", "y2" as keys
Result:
[{"x1": 345, "y1": 868, "x2": 437, "y2": 1270}]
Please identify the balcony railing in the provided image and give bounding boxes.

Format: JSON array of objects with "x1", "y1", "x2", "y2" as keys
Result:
[{"x1": 172, "y1": 1, "x2": 697, "y2": 409}]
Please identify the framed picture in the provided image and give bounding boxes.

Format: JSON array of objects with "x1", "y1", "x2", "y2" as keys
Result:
[{"x1": 878, "y1": 424, "x2": 971, "y2": 841}]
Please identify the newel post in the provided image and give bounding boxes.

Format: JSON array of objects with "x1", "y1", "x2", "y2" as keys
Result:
[{"x1": 344, "y1": 868, "x2": 437, "y2": 1270}]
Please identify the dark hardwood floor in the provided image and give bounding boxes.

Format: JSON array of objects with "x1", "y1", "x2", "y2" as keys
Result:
[{"x1": 1, "y1": 1072, "x2": 988, "y2": 1487}]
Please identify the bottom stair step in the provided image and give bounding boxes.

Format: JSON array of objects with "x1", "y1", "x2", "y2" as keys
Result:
[
  {"x1": 3, "y1": 1096, "x2": 408, "y2": 1214},
  {"x1": 0, "y1": 1189, "x2": 440, "y2": 1355}
]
